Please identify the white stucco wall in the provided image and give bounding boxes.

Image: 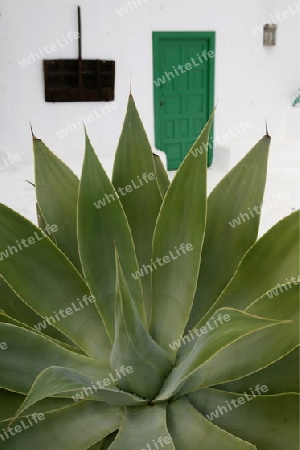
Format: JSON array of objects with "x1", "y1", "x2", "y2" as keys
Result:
[{"x1": 0, "y1": 0, "x2": 299, "y2": 165}]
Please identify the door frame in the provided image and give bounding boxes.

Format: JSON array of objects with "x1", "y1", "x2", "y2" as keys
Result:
[{"x1": 152, "y1": 31, "x2": 215, "y2": 167}]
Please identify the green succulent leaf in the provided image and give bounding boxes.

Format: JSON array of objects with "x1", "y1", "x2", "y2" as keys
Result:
[
  {"x1": 189, "y1": 389, "x2": 300, "y2": 450},
  {"x1": 12, "y1": 366, "x2": 146, "y2": 421},
  {"x1": 218, "y1": 347, "x2": 299, "y2": 395},
  {"x1": 78, "y1": 131, "x2": 146, "y2": 342},
  {"x1": 110, "y1": 253, "x2": 172, "y2": 400},
  {"x1": 36, "y1": 203, "x2": 56, "y2": 243},
  {"x1": 109, "y1": 404, "x2": 175, "y2": 450},
  {"x1": 156, "y1": 308, "x2": 284, "y2": 400},
  {"x1": 187, "y1": 135, "x2": 271, "y2": 330},
  {"x1": 0, "y1": 310, "x2": 23, "y2": 327},
  {"x1": 0, "y1": 402, "x2": 122, "y2": 450},
  {"x1": 204, "y1": 210, "x2": 299, "y2": 317},
  {"x1": 0, "y1": 323, "x2": 111, "y2": 394},
  {"x1": 0, "y1": 309, "x2": 86, "y2": 356},
  {"x1": 0, "y1": 309, "x2": 71, "y2": 347},
  {"x1": 180, "y1": 209, "x2": 299, "y2": 361},
  {"x1": 0, "y1": 276, "x2": 73, "y2": 345},
  {"x1": 36, "y1": 202, "x2": 47, "y2": 230},
  {"x1": 153, "y1": 153, "x2": 170, "y2": 197},
  {"x1": 0, "y1": 276, "x2": 43, "y2": 327},
  {"x1": 112, "y1": 96, "x2": 163, "y2": 317},
  {"x1": 150, "y1": 114, "x2": 213, "y2": 362},
  {"x1": 33, "y1": 137, "x2": 81, "y2": 271},
  {"x1": 0, "y1": 389, "x2": 74, "y2": 422},
  {"x1": 0, "y1": 203, "x2": 110, "y2": 360},
  {"x1": 167, "y1": 396, "x2": 256, "y2": 449},
  {"x1": 21, "y1": 397, "x2": 74, "y2": 416},
  {"x1": 178, "y1": 283, "x2": 299, "y2": 395}
]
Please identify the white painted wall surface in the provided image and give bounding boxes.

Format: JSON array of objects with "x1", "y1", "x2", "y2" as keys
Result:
[{"x1": 0, "y1": 0, "x2": 299, "y2": 165}]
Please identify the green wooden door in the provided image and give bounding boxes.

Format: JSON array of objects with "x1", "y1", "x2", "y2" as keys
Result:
[{"x1": 153, "y1": 32, "x2": 215, "y2": 170}]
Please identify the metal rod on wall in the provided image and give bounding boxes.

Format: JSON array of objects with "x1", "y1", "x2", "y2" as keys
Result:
[{"x1": 78, "y1": 6, "x2": 82, "y2": 60}]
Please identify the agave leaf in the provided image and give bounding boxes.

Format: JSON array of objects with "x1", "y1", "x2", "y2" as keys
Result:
[
  {"x1": 0, "y1": 311, "x2": 23, "y2": 327},
  {"x1": 33, "y1": 137, "x2": 81, "y2": 271},
  {"x1": 0, "y1": 276, "x2": 73, "y2": 345},
  {"x1": 36, "y1": 203, "x2": 56, "y2": 243},
  {"x1": 0, "y1": 310, "x2": 86, "y2": 356},
  {"x1": 156, "y1": 308, "x2": 284, "y2": 401},
  {"x1": 0, "y1": 276, "x2": 42, "y2": 327},
  {"x1": 153, "y1": 153, "x2": 170, "y2": 197},
  {"x1": 110, "y1": 253, "x2": 172, "y2": 400},
  {"x1": 23, "y1": 397, "x2": 74, "y2": 416},
  {"x1": 0, "y1": 203, "x2": 110, "y2": 360},
  {"x1": 109, "y1": 404, "x2": 175, "y2": 450},
  {"x1": 0, "y1": 323, "x2": 111, "y2": 394},
  {"x1": 187, "y1": 136, "x2": 271, "y2": 330},
  {"x1": 78, "y1": 131, "x2": 146, "y2": 342},
  {"x1": 36, "y1": 202, "x2": 47, "y2": 230},
  {"x1": 0, "y1": 389, "x2": 74, "y2": 422},
  {"x1": 150, "y1": 114, "x2": 213, "y2": 361},
  {"x1": 0, "y1": 402, "x2": 122, "y2": 450},
  {"x1": 180, "y1": 211, "x2": 299, "y2": 365},
  {"x1": 0, "y1": 310, "x2": 71, "y2": 348},
  {"x1": 189, "y1": 389, "x2": 299, "y2": 450},
  {"x1": 178, "y1": 322, "x2": 296, "y2": 396},
  {"x1": 203, "y1": 210, "x2": 299, "y2": 318},
  {"x1": 167, "y1": 396, "x2": 256, "y2": 449},
  {"x1": 178, "y1": 283, "x2": 299, "y2": 395},
  {"x1": 12, "y1": 366, "x2": 146, "y2": 421},
  {"x1": 218, "y1": 347, "x2": 299, "y2": 395},
  {"x1": 179, "y1": 210, "x2": 299, "y2": 359},
  {"x1": 112, "y1": 96, "x2": 163, "y2": 317}
]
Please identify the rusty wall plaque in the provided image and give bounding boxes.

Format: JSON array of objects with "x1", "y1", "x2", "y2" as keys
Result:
[{"x1": 44, "y1": 7, "x2": 115, "y2": 102}]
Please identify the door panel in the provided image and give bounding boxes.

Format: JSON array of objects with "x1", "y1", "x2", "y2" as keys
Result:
[{"x1": 153, "y1": 32, "x2": 215, "y2": 170}]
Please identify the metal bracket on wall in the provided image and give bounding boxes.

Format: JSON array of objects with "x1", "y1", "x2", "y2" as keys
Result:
[{"x1": 44, "y1": 6, "x2": 115, "y2": 102}]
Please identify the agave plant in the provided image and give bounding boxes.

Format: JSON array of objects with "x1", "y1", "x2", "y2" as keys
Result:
[{"x1": 0, "y1": 95, "x2": 299, "y2": 450}]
